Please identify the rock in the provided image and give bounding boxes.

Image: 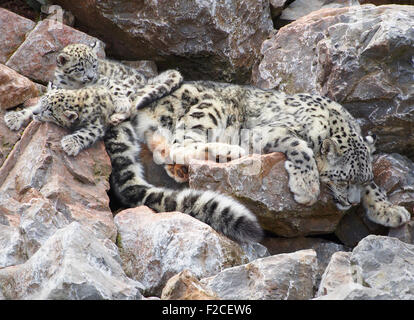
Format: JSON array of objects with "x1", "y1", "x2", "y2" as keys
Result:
[
  {"x1": 189, "y1": 153, "x2": 344, "y2": 237},
  {"x1": 200, "y1": 249, "x2": 318, "y2": 300},
  {"x1": 161, "y1": 270, "x2": 219, "y2": 300},
  {"x1": 0, "y1": 121, "x2": 116, "y2": 244},
  {"x1": 388, "y1": 221, "x2": 414, "y2": 245},
  {"x1": 254, "y1": 5, "x2": 414, "y2": 158},
  {"x1": 261, "y1": 236, "x2": 349, "y2": 284},
  {"x1": 53, "y1": 0, "x2": 274, "y2": 83},
  {"x1": 0, "y1": 8, "x2": 36, "y2": 64},
  {"x1": 315, "y1": 282, "x2": 394, "y2": 300},
  {"x1": 351, "y1": 235, "x2": 414, "y2": 299},
  {"x1": 0, "y1": 224, "x2": 25, "y2": 268},
  {"x1": 0, "y1": 64, "x2": 39, "y2": 110},
  {"x1": 316, "y1": 251, "x2": 353, "y2": 297},
  {"x1": 0, "y1": 222, "x2": 144, "y2": 300},
  {"x1": 280, "y1": 0, "x2": 360, "y2": 21},
  {"x1": 372, "y1": 153, "x2": 414, "y2": 210},
  {"x1": 335, "y1": 153, "x2": 414, "y2": 247},
  {"x1": 114, "y1": 206, "x2": 267, "y2": 297},
  {"x1": 6, "y1": 19, "x2": 105, "y2": 84}
]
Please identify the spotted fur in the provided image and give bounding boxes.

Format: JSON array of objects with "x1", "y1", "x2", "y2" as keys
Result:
[
  {"x1": 133, "y1": 81, "x2": 410, "y2": 228},
  {"x1": 53, "y1": 43, "x2": 184, "y2": 112}
]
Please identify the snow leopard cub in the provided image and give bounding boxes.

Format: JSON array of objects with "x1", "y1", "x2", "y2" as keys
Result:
[
  {"x1": 53, "y1": 42, "x2": 183, "y2": 112},
  {"x1": 5, "y1": 83, "x2": 128, "y2": 156}
]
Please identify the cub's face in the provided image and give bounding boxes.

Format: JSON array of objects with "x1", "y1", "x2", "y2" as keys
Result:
[
  {"x1": 54, "y1": 43, "x2": 99, "y2": 89},
  {"x1": 317, "y1": 137, "x2": 375, "y2": 210},
  {"x1": 33, "y1": 90, "x2": 80, "y2": 129}
]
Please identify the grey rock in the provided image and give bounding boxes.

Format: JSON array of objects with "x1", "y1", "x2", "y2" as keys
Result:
[
  {"x1": 315, "y1": 282, "x2": 394, "y2": 300},
  {"x1": 200, "y1": 249, "x2": 318, "y2": 300},
  {"x1": 53, "y1": 0, "x2": 274, "y2": 83},
  {"x1": 254, "y1": 4, "x2": 414, "y2": 158},
  {"x1": 280, "y1": 0, "x2": 360, "y2": 21},
  {"x1": 317, "y1": 251, "x2": 353, "y2": 297},
  {"x1": 351, "y1": 235, "x2": 414, "y2": 299},
  {"x1": 0, "y1": 222, "x2": 143, "y2": 300},
  {"x1": 114, "y1": 206, "x2": 268, "y2": 297}
]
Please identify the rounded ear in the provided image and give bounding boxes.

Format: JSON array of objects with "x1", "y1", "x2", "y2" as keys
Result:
[
  {"x1": 56, "y1": 53, "x2": 69, "y2": 66},
  {"x1": 63, "y1": 110, "x2": 78, "y2": 122},
  {"x1": 89, "y1": 41, "x2": 102, "y2": 54},
  {"x1": 364, "y1": 133, "x2": 377, "y2": 155}
]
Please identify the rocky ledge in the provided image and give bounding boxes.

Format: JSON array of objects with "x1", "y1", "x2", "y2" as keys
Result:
[{"x1": 0, "y1": 2, "x2": 413, "y2": 300}]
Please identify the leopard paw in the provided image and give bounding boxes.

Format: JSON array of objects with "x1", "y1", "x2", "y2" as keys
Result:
[
  {"x1": 367, "y1": 203, "x2": 411, "y2": 227},
  {"x1": 4, "y1": 111, "x2": 25, "y2": 131},
  {"x1": 165, "y1": 164, "x2": 189, "y2": 183},
  {"x1": 285, "y1": 160, "x2": 320, "y2": 206},
  {"x1": 61, "y1": 135, "x2": 83, "y2": 156}
]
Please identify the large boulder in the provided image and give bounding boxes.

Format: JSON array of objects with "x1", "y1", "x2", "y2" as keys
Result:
[
  {"x1": 0, "y1": 121, "x2": 115, "y2": 253},
  {"x1": 53, "y1": 0, "x2": 274, "y2": 83},
  {"x1": 200, "y1": 249, "x2": 318, "y2": 300},
  {"x1": 114, "y1": 206, "x2": 268, "y2": 297},
  {"x1": 0, "y1": 8, "x2": 35, "y2": 64},
  {"x1": 316, "y1": 235, "x2": 414, "y2": 299},
  {"x1": 254, "y1": 4, "x2": 414, "y2": 159},
  {"x1": 0, "y1": 222, "x2": 144, "y2": 300},
  {"x1": 0, "y1": 64, "x2": 39, "y2": 110},
  {"x1": 189, "y1": 153, "x2": 344, "y2": 237}
]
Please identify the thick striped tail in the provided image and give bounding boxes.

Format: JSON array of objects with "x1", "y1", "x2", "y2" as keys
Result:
[{"x1": 104, "y1": 121, "x2": 263, "y2": 243}]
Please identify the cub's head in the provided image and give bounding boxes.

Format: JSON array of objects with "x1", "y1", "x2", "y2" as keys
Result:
[
  {"x1": 317, "y1": 135, "x2": 376, "y2": 210},
  {"x1": 33, "y1": 86, "x2": 80, "y2": 129},
  {"x1": 53, "y1": 42, "x2": 101, "y2": 89}
]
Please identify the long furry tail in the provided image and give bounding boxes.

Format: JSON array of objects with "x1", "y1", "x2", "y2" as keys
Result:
[{"x1": 104, "y1": 121, "x2": 263, "y2": 243}]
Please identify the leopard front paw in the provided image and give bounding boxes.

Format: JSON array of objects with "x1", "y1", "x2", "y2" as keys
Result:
[
  {"x1": 285, "y1": 160, "x2": 320, "y2": 206},
  {"x1": 367, "y1": 203, "x2": 411, "y2": 227},
  {"x1": 165, "y1": 164, "x2": 189, "y2": 183},
  {"x1": 4, "y1": 111, "x2": 25, "y2": 131},
  {"x1": 61, "y1": 135, "x2": 83, "y2": 156}
]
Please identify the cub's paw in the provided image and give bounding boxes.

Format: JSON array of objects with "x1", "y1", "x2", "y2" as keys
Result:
[
  {"x1": 285, "y1": 160, "x2": 320, "y2": 206},
  {"x1": 165, "y1": 164, "x2": 189, "y2": 183},
  {"x1": 61, "y1": 135, "x2": 83, "y2": 156},
  {"x1": 109, "y1": 113, "x2": 129, "y2": 126},
  {"x1": 367, "y1": 203, "x2": 411, "y2": 227},
  {"x1": 4, "y1": 111, "x2": 25, "y2": 131},
  {"x1": 206, "y1": 143, "x2": 246, "y2": 162}
]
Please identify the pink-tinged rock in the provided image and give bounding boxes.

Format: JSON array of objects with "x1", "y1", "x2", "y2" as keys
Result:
[
  {"x1": 0, "y1": 121, "x2": 116, "y2": 243},
  {"x1": 189, "y1": 153, "x2": 344, "y2": 237},
  {"x1": 161, "y1": 269, "x2": 219, "y2": 300},
  {"x1": 53, "y1": 0, "x2": 273, "y2": 83},
  {"x1": 254, "y1": 5, "x2": 414, "y2": 158},
  {"x1": 6, "y1": 19, "x2": 105, "y2": 84},
  {"x1": 0, "y1": 8, "x2": 36, "y2": 64},
  {"x1": 0, "y1": 64, "x2": 39, "y2": 110},
  {"x1": 114, "y1": 206, "x2": 267, "y2": 297}
]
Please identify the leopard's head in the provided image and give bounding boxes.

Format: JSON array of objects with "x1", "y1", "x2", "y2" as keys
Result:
[
  {"x1": 317, "y1": 135, "x2": 376, "y2": 210},
  {"x1": 53, "y1": 42, "x2": 101, "y2": 89},
  {"x1": 33, "y1": 87, "x2": 80, "y2": 129}
]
